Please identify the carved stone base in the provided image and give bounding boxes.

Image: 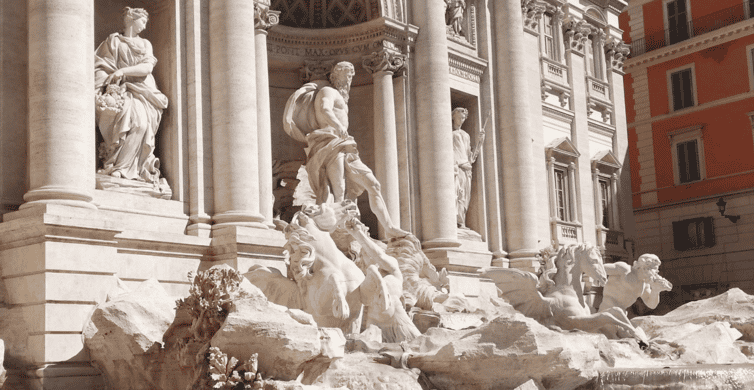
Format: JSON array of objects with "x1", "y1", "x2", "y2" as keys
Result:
[
  {"x1": 96, "y1": 173, "x2": 172, "y2": 200},
  {"x1": 457, "y1": 226, "x2": 482, "y2": 242},
  {"x1": 425, "y1": 239, "x2": 492, "y2": 273}
]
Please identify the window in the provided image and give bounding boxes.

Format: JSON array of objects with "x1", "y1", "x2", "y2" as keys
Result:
[
  {"x1": 749, "y1": 0, "x2": 754, "y2": 19},
  {"x1": 669, "y1": 125, "x2": 705, "y2": 185},
  {"x1": 670, "y1": 68, "x2": 695, "y2": 110},
  {"x1": 747, "y1": 45, "x2": 754, "y2": 91},
  {"x1": 666, "y1": 0, "x2": 691, "y2": 44},
  {"x1": 546, "y1": 137, "x2": 580, "y2": 224},
  {"x1": 676, "y1": 139, "x2": 701, "y2": 183},
  {"x1": 599, "y1": 179, "x2": 610, "y2": 227},
  {"x1": 543, "y1": 14, "x2": 555, "y2": 59},
  {"x1": 554, "y1": 168, "x2": 571, "y2": 221},
  {"x1": 673, "y1": 217, "x2": 714, "y2": 250}
]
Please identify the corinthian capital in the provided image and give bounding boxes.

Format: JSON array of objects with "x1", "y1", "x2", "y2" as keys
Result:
[
  {"x1": 362, "y1": 49, "x2": 406, "y2": 75},
  {"x1": 254, "y1": 3, "x2": 280, "y2": 31},
  {"x1": 563, "y1": 18, "x2": 592, "y2": 52},
  {"x1": 521, "y1": 0, "x2": 547, "y2": 30},
  {"x1": 605, "y1": 38, "x2": 631, "y2": 71}
]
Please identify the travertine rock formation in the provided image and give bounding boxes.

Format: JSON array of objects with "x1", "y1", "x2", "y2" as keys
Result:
[
  {"x1": 82, "y1": 278, "x2": 177, "y2": 390},
  {"x1": 0, "y1": 339, "x2": 5, "y2": 388},
  {"x1": 210, "y1": 294, "x2": 345, "y2": 382},
  {"x1": 312, "y1": 352, "x2": 422, "y2": 390}
]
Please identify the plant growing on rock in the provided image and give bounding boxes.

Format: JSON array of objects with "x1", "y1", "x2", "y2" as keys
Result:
[
  {"x1": 207, "y1": 347, "x2": 262, "y2": 390},
  {"x1": 176, "y1": 267, "x2": 245, "y2": 342}
]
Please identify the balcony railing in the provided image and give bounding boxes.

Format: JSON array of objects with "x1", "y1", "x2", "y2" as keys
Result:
[{"x1": 630, "y1": 3, "x2": 749, "y2": 57}]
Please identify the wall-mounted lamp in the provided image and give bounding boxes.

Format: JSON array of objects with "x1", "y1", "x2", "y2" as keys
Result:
[{"x1": 716, "y1": 197, "x2": 740, "y2": 223}]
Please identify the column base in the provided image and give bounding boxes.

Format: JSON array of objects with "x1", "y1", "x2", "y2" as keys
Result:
[
  {"x1": 212, "y1": 210, "x2": 267, "y2": 229},
  {"x1": 425, "y1": 239, "x2": 492, "y2": 273},
  {"x1": 508, "y1": 248, "x2": 541, "y2": 273},
  {"x1": 422, "y1": 237, "x2": 462, "y2": 249},
  {"x1": 22, "y1": 186, "x2": 96, "y2": 210},
  {"x1": 6, "y1": 363, "x2": 106, "y2": 390}
]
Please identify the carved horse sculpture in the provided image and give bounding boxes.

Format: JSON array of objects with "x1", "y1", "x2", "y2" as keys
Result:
[
  {"x1": 246, "y1": 201, "x2": 420, "y2": 342},
  {"x1": 482, "y1": 243, "x2": 646, "y2": 342}
]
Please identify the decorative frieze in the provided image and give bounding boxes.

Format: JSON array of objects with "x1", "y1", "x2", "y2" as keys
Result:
[
  {"x1": 254, "y1": 3, "x2": 281, "y2": 31},
  {"x1": 362, "y1": 48, "x2": 406, "y2": 75},
  {"x1": 521, "y1": 0, "x2": 547, "y2": 31},
  {"x1": 605, "y1": 38, "x2": 631, "y2": 72},
  {"x1": 300, "y1": 59, "x2": 335, "y2": 83},
  {"x1": 448, "y1": 52, "x2": 486, "y2": 84},
  {"x1": 267, "y1": 18, "x2": 418, "y2": 61}
]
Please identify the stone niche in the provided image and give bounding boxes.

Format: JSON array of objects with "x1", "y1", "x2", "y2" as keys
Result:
[
  {"x1": 94, "y1": 0, "x2": 185, "y2": 204},
  {"x1": 267, "y1": 17, "x2": 417, "y2": 237}
]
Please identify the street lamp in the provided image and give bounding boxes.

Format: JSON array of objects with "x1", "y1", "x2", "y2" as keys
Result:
[{"x1": 716, "y1": 197, "x2": 740, "y2": 223}]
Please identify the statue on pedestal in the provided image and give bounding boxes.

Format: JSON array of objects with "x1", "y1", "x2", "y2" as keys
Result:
[
  {"x1": 283, "y1": 61, "x2": 407, "y2": 238},
  {"x1": 452, "y1": 107, "x2": 484, "y2": 229},
  {"x1": 598, "y1": 254, "x2": 673, "y2": 313},
  {"x1": 445, "y1": 0, "x2": 466, "y2": 36},
  {"x1": 94, "y1": 7, "x2": 170, "y2": 197}
]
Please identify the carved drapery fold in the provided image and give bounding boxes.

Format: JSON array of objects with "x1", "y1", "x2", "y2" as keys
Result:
[
  {"x1": 362, "y1": 48, "x2": 406, "y2": 75},
  {"x1": 255, "y1": 3, "x2": 281, "y2": 30},
  {"x1": 521, "y1": 0, "x2": 547, "y2": 31},
  {"x1": 605, "y1": 38, "x2": 631, "y2": 71}
]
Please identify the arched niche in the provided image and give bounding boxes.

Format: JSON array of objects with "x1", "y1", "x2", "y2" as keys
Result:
[
  {"x1": 94, "y1": 0, "x2": 186, "y2": 205},
  {"x1": 266, "y1": 15, "x2": 416, "y2": 234}
]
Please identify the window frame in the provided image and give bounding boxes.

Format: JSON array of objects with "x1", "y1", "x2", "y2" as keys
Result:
[
  {"x1": 746, "y1": 43, "x2": 754, "y2": 91},
  {"x1": 663, "y1": 0, "x2": 693, "y2": 45},
  {"x1": 666, "y1": 63, "x2": 698, "y2": 112},
  {"x1": 668, "y1": 125, "x2": 706, "y2": 185},
  {"x1": 553, "y1": 165, "x2": 572, "y2": 221},
  {"x1": 746, "y1": 0, "x2": 754, "y2": 20},
  {"x1": 673, "y1": 216, "x2": 715, "y2": 251},
  {"x1": 598, "y1": 177, "x2": 611, "y2": 228}
]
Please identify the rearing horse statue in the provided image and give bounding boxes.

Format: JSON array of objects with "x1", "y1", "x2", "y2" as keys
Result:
[{"x1": 482, "y1": 243, "x2": 646, "y2": 343}]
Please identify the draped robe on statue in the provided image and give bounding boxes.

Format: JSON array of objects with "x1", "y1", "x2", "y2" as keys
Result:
[
  {"x1": 283, "y1": 81, "x2": 371, "y2": 203},
  {"x1": 453, "y1": 129, "x2": 473, "y2": 227},
  {"x1": 95, "y1": 33, "x2": 169, "y2": 183}
]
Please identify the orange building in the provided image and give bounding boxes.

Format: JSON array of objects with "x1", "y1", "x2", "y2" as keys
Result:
[{"x1": 622, "y1": 0, "x2": 754, "y2": 309}]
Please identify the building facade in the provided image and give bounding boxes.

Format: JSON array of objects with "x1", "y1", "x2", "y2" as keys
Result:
[
  {"x1": 622, "y1": 0, "x2": 754, "y2": 310},
  {"x1": 0, "y1": 0, "x2": 632, "y2": 388}
]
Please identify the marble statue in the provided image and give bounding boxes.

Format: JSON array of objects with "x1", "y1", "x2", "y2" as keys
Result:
[
  {"x1": 482, "y1": 243, "x2": 647, "y2": 342},
  {"x1": 445, "y1": 0, "x2": 466, "y2": 36},
  {"x1": 246, "y1": 201, "x2": 420, "y2": 342},
  {"x1": 283, "y1": 61, "x2": 407, "y2": 238},
  {"x1": 95, "y1": 7, "x2": 168, "y2": 183},
  {"x1": 598, "y1": 253, "x2": 673, "y2": 313},
  {"x1": 452, "y1": 107, "x2": 484, "y2": 228},
  {"x1": 386, "y1": 234, "x2": 449, "y2": 311}
]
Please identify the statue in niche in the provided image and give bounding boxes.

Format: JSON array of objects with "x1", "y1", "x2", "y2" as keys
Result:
[
  {"x1": 283, "y1": 61, "x2": 407, "y2": 238},
  {"x1": 452, "y1": 107, "x2": 484, "y2": 230},
  {"x1": 94, "y1": 7, "x2": 169, "y2": 190},
  {"x1": 445, "y1": 0, "x2": 466, "y2": 36},
  {"x1": 598, "y1": 254, "x2": 673, "y2": 314}
]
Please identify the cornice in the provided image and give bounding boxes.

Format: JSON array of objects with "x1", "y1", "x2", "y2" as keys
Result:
[
  {"x1": 447, "y1": 48, "x2": 488, "y2": 84},
  {"x1": 625, "y1": 18, "x2": 754, "y2": 71},
  {"x1": 267, "y1": 17, "x2": 419, "y2": 65}
]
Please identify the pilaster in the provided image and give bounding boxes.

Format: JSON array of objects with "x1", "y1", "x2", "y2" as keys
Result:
[
  {"x1": 362, "y1": 48, "x2": 405, "y2": 239},
  {"x1": 24, "y1": 0, "x2": 95, "y2": 210},
  {"x1": 491, "y1": 0, "x2": 541, "y2": 272},
  {"x1": 413, "y1": 0, "x2": 459, "y2": 249},
  {"x1": 254, "y1": 2, "x2": 280, "y2": 226},
  {"x1": 209, "y1": 0, "x2": 266, "y2": 229}
]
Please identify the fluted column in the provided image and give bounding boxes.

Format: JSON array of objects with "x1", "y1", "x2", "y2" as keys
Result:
[
  {"x1": 23, "y1": 0, "x2": 95, "y2": 210},
  {"x1": 363, "y1": 49, "x2": 404, "y2": 239},
  {"x1": 255, "y1": 3, "x2": 279, "y2": 226},
  {"x1": 209, "y1": 0, "x2": 266, "y2": 228},
  {"x1": 414, "y1": 0, "x2": 458, "y2": 248},
  {"x1": 493, "y1": 0, "x2": 539, "y2": 269}
]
